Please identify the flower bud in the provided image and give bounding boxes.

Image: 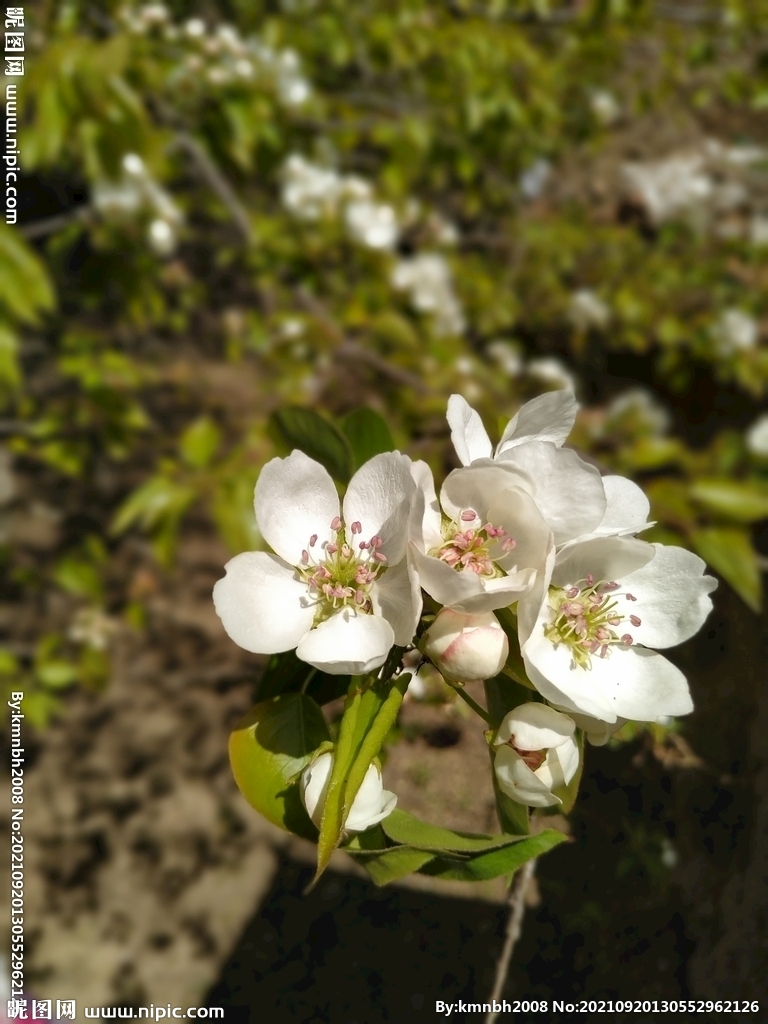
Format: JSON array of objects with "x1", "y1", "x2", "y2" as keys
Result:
[
  {"x1": 422, "y1": 608, "x2": 509, "y2": 682},
  {"x1": 493, "y1": 703, "x2": 579, "y2": 807},
  {"x1": 300, "y1": 751, "x2": 397, "y2": 833}
]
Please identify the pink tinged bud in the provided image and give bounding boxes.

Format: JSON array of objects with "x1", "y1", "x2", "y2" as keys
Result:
[
  {"x1": 422, "y1": 608, "x2": 509, "y2": 683},
  {"x1": 630, "y1": 615, "x2": 641, "y2": 627},
  {"x1": 351, "y1": 521, "x2": 362, "y2": 534},
  {"x1": 460, "y1": 509, "x2": 477, "y2": 522},
  {"x1": 309, "y1": 534, "x2": 318, "y2": 547},
  {"x1": 331, "y1": 516, "x2": 342, "y2": 531},
  {"x1": 621, "y1": 634, "x2": 633, "y2": 645}
]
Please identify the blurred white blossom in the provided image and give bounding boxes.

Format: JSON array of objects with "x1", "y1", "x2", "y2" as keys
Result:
[
  {"x1": 486, "y1": 340, "x2": 523, "y2": 378},
  {"x1": 519, "y1": 159, "x2": 551, "y2": 201},
  {"x1": 605, "y1": 388, "x2": 671, "y2": 436},
  {"x1": 93, "y1": 153, "x2": 182, "y2": 255},
  {"x1": 712, "y1": 308, "x2": 759, "y2": 354},
  {"x1": 344, "y1": 200, "x2": 399, "y2": 250},
  {"x1": 568, "y1": 289, "x2": 610, "y2": 331},
  {"x1": 527, "y1": 357, "x2": 577, "y2": 392},
  {"x1": 746, "y1": 414, "x2": 768, "y2": 456},
  {"x1": 392, "y1": 254, "x2": 465, "y2": 336},
  {"x1": 590, "y1": 89, "x2": 621, "y2": 126}
]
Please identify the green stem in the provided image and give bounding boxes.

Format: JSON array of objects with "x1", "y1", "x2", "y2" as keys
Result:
[
  {"x1": 300, "y1": 668, "x2": 317, "y2": 694},
  {"x1": 448, "y1": 682, "x2": 492, "y2": 725}
]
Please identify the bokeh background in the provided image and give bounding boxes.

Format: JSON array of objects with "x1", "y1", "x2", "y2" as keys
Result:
[{"x1": 2, "y1": 1, "x2": 768, "y2": 1021}]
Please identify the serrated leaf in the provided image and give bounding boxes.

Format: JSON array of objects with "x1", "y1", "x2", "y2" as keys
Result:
[
  {"x1": 690, "y1": 479, "x2": 768, "y2": 523},
  {"x1": 229, "y1": 694, "x2": 331, "y2": 841},
  {"x1": 691, "y1": 527, "x2": 761, "y2": 612},
  {"x1": 179, "y1": 417, "x2": 221, "y2": 470},
  {"x1": 382, "y1": 809, "x2": 530, "y2": 854},
  {"x1": 354, "y1": 847, "x2": 435, "y2": 886},
  {"x1": 419, "y1": 829, "x2": 567, "y2": 881},
  {"x1": 269, "y1": 407, "x2": 353, "y2": 484},
  {"x1": 340, "y1": 408, "x2": 395, "y2": 469}
]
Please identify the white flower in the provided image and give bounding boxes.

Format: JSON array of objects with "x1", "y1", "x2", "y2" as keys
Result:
[
  {"x1": 623, "y1": 153, "x2": 713, "y2": 224},
  {"x1": 281, "y1": 155, "x2": 343, "y2": 219},
  {"x1": 423, "y1": 608, "x2": 509, "y2": 682},
  {"x1": 446, "y1": 393, "x2": 608, "y2": 545},
  {"x1": 493, "y1": 703, "x2": 579, "y2": 807},
  {"x1": 568, "y1": 289, "x2": 610, "y2": 331},
  {"x1": 486, "y1": 341, "x2": 523, "y2": 378},
  {"x1": 519, "y1": 159, "x2": 551, "y2": 201},
  {"x1": 301, "y1": 752, "x2": 397, "y2": 832},
  {"x1": 213, "y1": 451, "x2": 420, "y2": 674},
  {"x1": 409, "y1": 460, "x2": 551, "y2": 613},
  {"x1": 590, "y1": 89, "x2": 621, "y2": 126},
  {"x1": 527, "y1": 357, "x2": 578, "y2": 392},
  {"x1": 147, "y1": 219, "x2": 176, "y2": 256},
  {"x1": 605, "y1": 388, "x2": 671, "y2": 437},
  {"x1": 185, "y1": 17, "x2": 206, "y2": 37},
  {"x1": 518, "y1": 536, "x2": 717, "y2": 723},
  {"x1": 344, "y1": 200, "x2": 399, "y2": 250},
  {"x1": 712, "y1": 308, "x2": 759, "y2": 354},
  {"x1": 746, "y1": 413, "x2": 768, "y2": 456},
  {"x1": 392, "y1": 254, "x2": 465, "y2": 336}
]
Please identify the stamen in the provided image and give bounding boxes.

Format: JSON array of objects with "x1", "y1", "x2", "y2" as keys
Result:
[
  {"x1": 330, "y1": 516, "x2": 342, "y2": 531},
  {"x1": 327, "y1": 543, "x2": 338, "y2": 555},
  {"x1": 460, "y1": 509, "x2": 477, "y2": 522},
  {"x1": 301, "y1": 550, "x2": 309, "y2": 565},
  {"x1": 544, "y1": 574, "x2": 641, "y2": 669},
  {"x1": 630, "y1": 615, "x2": 641, "y2": 627},
  {"x1": 309, "y1": 534, "x2": 318, "y2": 547},
  {"x1": 351, "y1": 521, "x2": 362, "y2": 534},
  {"x1": 373, "y1": 551, "x2": 387, "y2": 563}
]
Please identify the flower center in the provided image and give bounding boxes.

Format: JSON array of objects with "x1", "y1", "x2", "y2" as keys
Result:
[
  {"x1": 431, "y1": 508, "x2": 516, "y2": 578},
  {"x1": 509, "y1": 743, "x2": 547, "y2": 771},
  {"x1": 297, "y1": 516, "x2": 387, "y2": 623},
  {"x1": 544, "y1": 574, "x2": 641, "y2": 669}
]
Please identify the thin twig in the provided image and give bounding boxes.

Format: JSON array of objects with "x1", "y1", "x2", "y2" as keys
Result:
[
  {"x1": 447, "y1": 681, "x2": 492, "y2": 724},
  {"x1": 170, "y1": 132, "x2": 253, "y2": 244},
  {"x1": 19, "y1": 206, "x2": 92, "y2": 240},
  {"x1": 485, "y1": 858, "x2": 537, "y2": 1024}
]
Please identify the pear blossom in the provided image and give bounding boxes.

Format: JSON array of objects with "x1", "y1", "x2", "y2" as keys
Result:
[
  {"x1": 518, "y1": 536, "x2": 717, "y2": 723},
  {"x1": 568, "y1": 289, "x2": 610, "y2": 331},
  {"x1": 446, "y1": 393, "x2": 607, "y2": 545},
  {"x1": 392, "y1": 254, "x2": 466, "y2": 336},
  {"x1": 301, "y1": 752, "x2": 396, "y2": 832},
  {"x1": 712, "y1": 308, "x2": 759, "y2": 354},
  {"x1": 344, "y1": 199, "x2": 400, "y2": 249},
  {"x1": 409, "y1": 460, "x2": 551, "y2": 613},
  {"x1": 422, "y1": 608, "x2": 509, "y2": 683},
  {"x1": 213, "y1": 450, "x2": 420, "y2": 674},
  {"x1": 746, "y1": 413, "x2": 768, "y2": 456},
  {"x1": 493, "y1": 703, "x2": 579, "y2": 807}
]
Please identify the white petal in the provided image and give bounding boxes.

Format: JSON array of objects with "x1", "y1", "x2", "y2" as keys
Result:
[
  {"x1": 523, "y1": 625, "x2": 693, "y2": 722},
  {"x1": 621, "y1": 544, "x2": 717, "y2": 648},
  {"x1": 517, "y1": 542, "x2": 556, "y2": 647},
  {"x1": 440, "y1": 463, "x2": 531, "y2": 524},
  {"x1": 409, "y1": 460, "x2": 443, "y2": 551},
  {"x1": 343, "y1": 452, "x2": 413, "y2": 564},
  {"x1": 345, "y1": 763, "x2": 397, "y2": 831},
  {"x1": 496, "y1": 390, "x2": 578, "y2": 454},
  {"x1": 495, "y1": 702, "x2": 575, "y2": 750},
  {"x1": 410, "y1": 544, "x2": 532, "y2": 613},
  {"x1": 301, "y1": 751, "x2": 333, "y2": 827},
  {"x1": 497, "y1": 442, "x2": 606, "y2": 543},
  {"x1": 552, "y1": 536, "x2": 655, "y2": 589},
  {"x1": 213, "y1": 551, "x2": 315, "y2": 654},
  {"x1": 446, "y1": 394, "x2": 493, "y2": 465},
  {"x1": 371, "y1": 558, "x2": 422, "y2": 646},
  {"x1": 296, "y1": 609, "x2": 394, "y2": 674},
  {"x1": 550, "y1": 734, "x2": 580, "y2": 785},
  {"x1": 494, "y1": 746, "x2": 560, "y2": 807},
  {"x1": 256, "y1": 451, "x2": 339, "y2": 565},
  {"x1": 485, "y1": 486, "x2": 552, "y2": 574},
  {"x1": 593, "y1": 476, "x2": 652, "y2": 536}
]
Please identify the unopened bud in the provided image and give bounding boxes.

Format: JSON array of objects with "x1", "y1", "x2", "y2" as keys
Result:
[{"x1": 422, "y1": 608, "x2": 509, "y2": 683}]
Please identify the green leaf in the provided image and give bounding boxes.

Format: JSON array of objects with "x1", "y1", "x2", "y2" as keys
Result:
[
  {"x1": 179, "y1": 417, "x2": 222, "y2": 470},
  {"x1": 0, "y1": 224, "x2": 55, "y2": 324},
  {"x1": 419, "y1": 829, "x2": 568, "y2": 882},
  {"x1": 340, "y1": 408, "x2": 395, "y2": 469},
  {"x1": 53, "y1": 555, "x2": 103, "y2": 601},
  {"x1": 354, "y1": 847, "x2": 435, "y2": 886},
  {"x1": 255, "y1": 649, "x2": 351, "y2": 706},
  {"x1": 269, "y1": 407, "x2": 353, "y2": 484},
  {"x1": 382, "y1": 809, "x2": 531, "y2": 854},
  {"x1": 229, "y1": 694, "x2": 331, "y2": 841},
  {"x1": 690, "y1": 479, "x2": 768, "y2": 523},
  {"x1": 37, "y1": 660, "x2": 78, "y2": 689},
  {"x1": 691, "y1": 527, "x2": 761, "y2": 612},
  {"x1": 315, "y1": 674, "x2": 410, "y2": 882}
]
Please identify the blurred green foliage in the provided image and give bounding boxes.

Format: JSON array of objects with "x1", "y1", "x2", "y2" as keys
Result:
[{"x1": 3, "y1": 0, "x2": 768, "y2": 723}]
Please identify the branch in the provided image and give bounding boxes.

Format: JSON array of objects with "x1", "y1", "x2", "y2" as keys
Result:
[
  {"x1": 295, "y1": 287, "x2": 430, "y2": 395},
  {"x1": 19, "y1": 206, "x2": 92, "y2": 240},
  {"x1": 485, "y1": 857, "x2": 537, "y2": 1024},
  {"x1": 170, "y1": 132, "x2": 253, "y2": 244}
]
